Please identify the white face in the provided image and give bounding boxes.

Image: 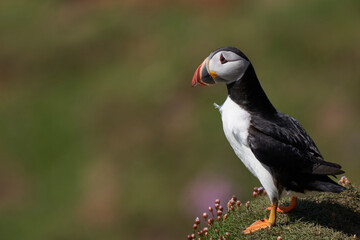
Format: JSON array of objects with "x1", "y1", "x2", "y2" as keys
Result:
[{"x1": 208, "y1": 51, "x2": 250, "y2": 84}]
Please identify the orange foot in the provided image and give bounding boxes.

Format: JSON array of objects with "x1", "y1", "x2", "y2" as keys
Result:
[
  {"x1": 267, "y1": 197, "x2": 297, "y2": 213},
  {"x1": 242, "y1": 219, "x2": 272, "y2": 234}
]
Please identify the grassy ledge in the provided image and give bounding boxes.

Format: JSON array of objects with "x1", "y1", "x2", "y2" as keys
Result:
[{"x1": 188, "y1": 177, "x2": 359, "y2": 240}]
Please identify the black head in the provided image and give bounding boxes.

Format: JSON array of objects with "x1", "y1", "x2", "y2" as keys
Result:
[{"x1": 192, "y1": 47, "x2": 251, "y2": 87}]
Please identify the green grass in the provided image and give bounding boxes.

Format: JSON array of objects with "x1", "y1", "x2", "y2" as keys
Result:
[{"x1": 191, "y1": 183, "x2": 360, "y2": 239}]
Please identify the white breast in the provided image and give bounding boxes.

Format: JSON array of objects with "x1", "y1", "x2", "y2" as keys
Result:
[{"x1": 217, "y1": 96, "x2": 279, "y2": 202}]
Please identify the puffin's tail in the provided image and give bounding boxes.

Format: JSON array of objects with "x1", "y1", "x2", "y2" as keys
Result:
[{"x1": 309, "y1": 176, "x2": 346, "y2": 193}]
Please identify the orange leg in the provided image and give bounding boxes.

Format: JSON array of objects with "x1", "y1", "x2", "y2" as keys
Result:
[
  {"x1": 242, "y1": 201, "x2": 277, "y2": 234},
  {"x1": 267, "y1": 197, "x2": 297, "y2": 213}
]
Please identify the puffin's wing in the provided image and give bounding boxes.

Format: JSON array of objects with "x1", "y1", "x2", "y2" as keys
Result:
[{"x1": 248, "y1": 113, "x2": 344, "y2": 175}]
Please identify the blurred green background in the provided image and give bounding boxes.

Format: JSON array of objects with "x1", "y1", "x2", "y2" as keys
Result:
[{"x1": 0, "y1": 0, "x2": 359, "y2": 239}]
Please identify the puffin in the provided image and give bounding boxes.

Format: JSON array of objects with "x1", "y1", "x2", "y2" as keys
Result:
[{"x1": 192, "y1": 47, "x2": 345, "y2": 234}]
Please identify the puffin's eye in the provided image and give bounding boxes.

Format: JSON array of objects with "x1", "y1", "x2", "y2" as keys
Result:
[{"x1": 220, "y1": 54, "x2": 228, "y2": 64}]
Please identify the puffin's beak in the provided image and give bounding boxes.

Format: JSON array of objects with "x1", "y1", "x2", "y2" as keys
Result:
[{"x1": 192, "y1": 57, "x2": 216, "y2": 87}]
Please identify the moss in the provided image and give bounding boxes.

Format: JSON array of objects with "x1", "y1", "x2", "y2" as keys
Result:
[{"x1": 189, "y1": 183, "x2": 360, "y2": 239}]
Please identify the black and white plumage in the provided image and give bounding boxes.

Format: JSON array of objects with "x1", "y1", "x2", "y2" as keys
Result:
[{"x1": 192, "y1": 46, "x2": 345, "y2": 207}]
